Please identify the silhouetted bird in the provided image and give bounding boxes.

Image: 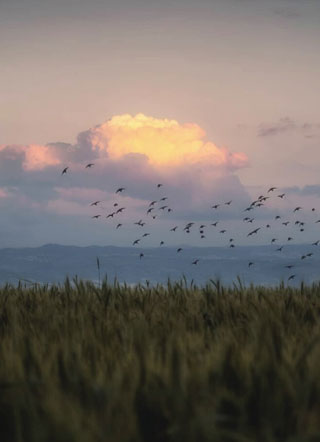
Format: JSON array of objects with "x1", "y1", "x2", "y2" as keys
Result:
[
  {"x1": 157, "y1": 183, "x2": 163, "y2": 188},
  {"x1": 61, "y1": 167, "x2": 69, "y2": 175},
  {"x1": 287, "y1": 237, "x2": 293, "y2": 241},
  {"x1": 90, "y1": 201, "x2": 100, "y2": 206},
  {"x1": 170, "y1": 226, "x2": 178, "y2": 232},
  {"x1": 116, "y1": 187, "x2": 125, "y2": 193},
  {"x1": 285, "y1": 265, "x2": 295, "y2": 269},
  {"x1": 306, "y1": 253, "x2": 313, "y2": 258},
  {"x1": 133, "y1": 239, "x2": 140, "y2": 245},
  {"x1": 266, "y1": 224, "x2": 271, "y2": 228},
  {"x1": 92, "y1": 215, "x2": 101, "y2": 219},
  {"x1": 139, "y1": 253, "x2": 144, "y2": 259},
  {"x1": 149, "y1": 201, "x2": 157, "y2": 206},
  {"x1": 220, "y1": 230, "x2": 226, "y2": 234},
  {"x1": 248, "y1": 228, "x2": 260, "y2": 237},
  {"x1": 177, "y1": 248, "x2": 183, "y2": 253},
  {"x1": 192, "y1": 259, "x2": 199, "y2": 265},
  {"x1": 211, "y1": 222, "x2": 219, "y2": 227},
  {"x1": 160, "y1": 197, "x2": 168, "y2": 201},
  {"x1": 160, "y1": 241, "x2": 164, "y2": 246},
  {"x1": 113, "y1": 203, "x2": 118, "y2": 207},
  {"x1": 116, "y1": 207, "x2": 125, "y2": 213},
  {"x1": 147, "y1": 208, "x2": 154, "y2": 214},
  {"x1": 159, "y1": 206, "x2": 168, "y2": 210},
  {"x1": 312, "y1": 208, "x2": 316, "y2": 212},
  {"x1": 85, "y1": 163, "x2": 94, "y2": 168},
  {"x1": 271, "y1": 238, "x2": 277, "y2": 243},
  {"x1": 293, "y1": 207, "x2": 302, "y2": 212},
  {"x1": 211, "y1": 204, "x2": 220, "y2": 209},
  {"x1": 282, "y1": 221, "x2": 290, "y2": 226},
  {"x1": 106, "y1": 213, "x2": 115, "y2": 218},
  {"x1": 278, "y1": 193, "x2": 285, "y2": 198},
  {"x1": 248, "y1": 262, "x2": 254, "y2": 268},
  {"x1": 268, "y1": 187, "x2": 277, "y2": 193},
  {"x1": 142, "y1": 233, "x2": 150, "y2": 237},
  {"x1": 288, "y1": 275, "x2": 296, "y2": 281},
  {"x1": 116, "y1": 224, "x2": 122, "y2": 229},
  {"x1": 275, "y1": 215, "x2": 281, "y2": 220},
  {"x1": 225, "y1": 200, "x2": 232, "y2": 205},
  {"x1": 312, "y1": 240, "x2": 320, "y2": 246},
  {"x1": 276, "y1": 246, "x2": 283, "y2": 252}
]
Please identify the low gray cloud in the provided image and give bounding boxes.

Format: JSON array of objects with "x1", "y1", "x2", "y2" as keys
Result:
[{"x1": 258, "y1": 117, "x2": 320, "y2": 138}]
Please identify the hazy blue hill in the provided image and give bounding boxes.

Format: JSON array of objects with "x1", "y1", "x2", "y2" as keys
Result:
[{"x1": 0, "y1": 243, "x2": 319, "y2": 287}]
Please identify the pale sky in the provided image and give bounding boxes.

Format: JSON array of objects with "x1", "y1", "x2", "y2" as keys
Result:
[{"x1": 1, "y1": 0, "x2": 320, "y2": 247}]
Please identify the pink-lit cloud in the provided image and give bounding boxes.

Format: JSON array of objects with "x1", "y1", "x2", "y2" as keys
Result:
[{"x1": 0, "y1": 114, "x2": 252, "y2": 244}]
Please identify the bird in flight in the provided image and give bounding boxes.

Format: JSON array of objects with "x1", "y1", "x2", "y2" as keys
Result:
[
  {"x1": 276, "y1": 246, "x2": 283, "y2": 252},
  {"x1": 90, "y1": 201, "x2": 100, "y2": 206},
  {"x1": 157, "y1": 183, "x2": 163, "y2": 188},
  {"x1": 285, "y1": 265, "x2": 295, "y2": 269},
  {"x1": 160, "y1": 241, "x2": 164, "y2": 246},
  {"x1": 116, "y1": 224, "x2": 122, "y2": 229},
  {"x1": 192, "y1": 259, "x2": 199, "y2": 265},
  {"x1": 293, "y1": 207, "x2": 302, "y2": 212},
  {"x1": 268, "y1": 187, "x2": 277, "y2": 193},
  {"x1": 133, "y1": 239, "x2": 141, "y2": 245},
  {"x1": 278, "y1": 193, "x2": 285, "y2": 199},
  {"x1": 282, "y1": 221, "x2": 290, "y2": 226},
  {"x1": 139, "y1": 253, "x2": 144, "y2": 259},
  {"x1": 211, "y1": 204, "x2": 220, "y2": 209},
  {"x1": 106, "y1": 212, "x2": 115, "y2": 218},
  {"x1": 248, "y1": 262, "x2": 254, "y2": 268},
  {"x1": 92, "y1": 215, "x2": 101, "y2": 219},
  {"x1": 170, "y1": 226, "x2": 178, "y2": 232},
  {"x1": 288, "y1": 275, "x2": 296, "y2": 281},
  {"x1": 149, "y1": 201, "x2": 157, "y2": 207},
  {"x1": 225, "y1": 200, "x2": 232, "y2": 205},
  {"x1": 177, "y1": 248, "x2": 183, "y2": 253},
  {"x1": 142, "y1": 233, "x2": 150, "y2": 237},
  {"x1": 312, "y1": 240, "x2": 320, "y2": 246},
  {"x1": 211, "y1": 221, "x2": 219, "y2": 227},
  {"x1": 61, "y1": 167, "x2": 69, "y2": 175},
  {"x1": 116, "y1": 187, "x2": 125, "y2": 193},
  {"x1": 85, "y1": 163, "x2": 94, "y2": 168}
]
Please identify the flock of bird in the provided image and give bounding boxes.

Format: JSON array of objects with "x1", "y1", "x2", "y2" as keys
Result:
[{"x1": 61, "y1": 164, "x2": 320, "y2": 282}]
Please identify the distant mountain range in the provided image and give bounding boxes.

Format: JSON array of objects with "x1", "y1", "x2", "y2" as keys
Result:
[{"x1": 0, "y1": 243, "x2": 319, "y2": 287}]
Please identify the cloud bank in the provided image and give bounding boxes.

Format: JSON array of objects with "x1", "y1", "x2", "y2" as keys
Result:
[{"x1": 0, "y1": 113, "x2": 251, "y2": 246}]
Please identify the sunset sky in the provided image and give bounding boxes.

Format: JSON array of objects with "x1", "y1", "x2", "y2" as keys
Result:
[{"x1": 1, "y1": 0, "x2": 320, "y2": 247}]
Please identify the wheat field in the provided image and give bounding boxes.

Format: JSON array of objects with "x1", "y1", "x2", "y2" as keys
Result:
[{"x1": 1, "y1": 278, "x2": 320, "y2": 441}]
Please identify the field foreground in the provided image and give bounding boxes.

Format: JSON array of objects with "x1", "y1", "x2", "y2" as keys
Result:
[{"x1": 1, "y1": 279, "x2": 320, "y2": 441}]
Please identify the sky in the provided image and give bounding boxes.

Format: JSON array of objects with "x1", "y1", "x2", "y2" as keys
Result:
[{"x1": 1, "y1": 0, "x2": 320, "y2": 247}]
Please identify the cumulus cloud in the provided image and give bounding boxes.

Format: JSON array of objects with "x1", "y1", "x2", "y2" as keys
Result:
[{"x1": 0, "y1": 113, "x2": 253, "y2": 246}]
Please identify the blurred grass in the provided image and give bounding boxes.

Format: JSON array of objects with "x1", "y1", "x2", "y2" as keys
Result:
[{"x1": 1, "y1": 277, "x2": 320, "y2": 441}]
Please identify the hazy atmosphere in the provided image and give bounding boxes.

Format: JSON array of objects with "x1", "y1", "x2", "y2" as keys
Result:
[{"x1": 1, "y1": 0, "x2": 320, "y2": 247}]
